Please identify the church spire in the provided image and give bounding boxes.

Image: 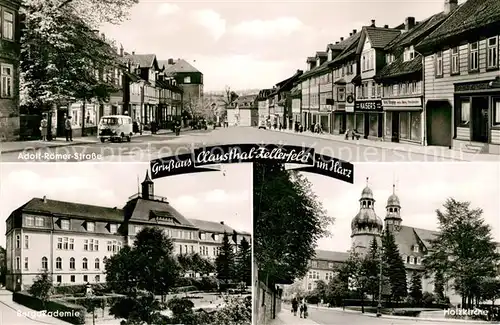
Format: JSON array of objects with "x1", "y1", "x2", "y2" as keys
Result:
[
  {"x1": 366, "y1": 177, "x2": 369, "y2": 186},
  {"x1": 393, "y1": 183, "x2": 395, "y2": 194},
  {"x1": 141, "y1": 170, "x2": 154, "y2": 200}
]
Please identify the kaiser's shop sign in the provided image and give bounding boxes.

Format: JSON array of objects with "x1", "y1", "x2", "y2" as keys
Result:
[
  {"x1": 354, "y1": 100, "x2": 382, "y2": 111},
  {"x1": 150, "y1": 144, "x2": 354, "y2": 184}
]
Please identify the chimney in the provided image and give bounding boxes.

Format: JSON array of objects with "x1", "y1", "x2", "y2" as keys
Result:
[
  {"x1": 220, "y1": 221, "x2": 224, "y2": 225},
  {"x1": 43, "y1": 196, "x2": 47, "y2": 203},
  {"x1": 335, "y1": 41, "x2": 339, "y2": 44},
  {"x1": 444, "y1": 0, "x2": 458, "y2": 14},
  {"x1": 371, "y1": 19, "x2": 376, "y2": 27},
  {"x1": 328, "y1": 43, "x2": 333, "y2": 48},
  {"x1": 119, "y1": 44, "x2": 124, "y2": 57},
  {"x1": 168, "y1": 58, "x2": 174, "y2": 65},
  {"x1": 349, "y1": 32, "x2": 352, "y2": 36},
  {"x1": 132, "y1": 51, "x2": 135, "y2": 55},
  {"x1": 405, "y1": 17, "x2": 416, "y2": 31},
  {"x1": 340, "y1": 37, "x2": 344, "y2": 41},
  {"x1": 353, "y1": 29, "x2": 357, "y2": 34},
  {"x1": 384, "y1": 25, "x2": 389, "y2": 28}
]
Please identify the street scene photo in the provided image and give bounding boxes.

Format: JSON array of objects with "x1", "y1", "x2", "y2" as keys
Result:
[
  {"x1": 0, "y1": 162, "x2": 252, "y2": 325},
  {"x1": 253, "y1": 161, "x2": 500, "y2": 325},
  {"x1": 2, "y1": 0, "x2": 500, "y2": 162}
]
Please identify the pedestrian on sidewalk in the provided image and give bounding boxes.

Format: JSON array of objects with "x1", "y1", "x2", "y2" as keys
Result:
[
  {"x1": 40, "y1": 114, "x2": 48, "y2": 141},
  {"x1": 65, "y1": 115, "x2": 73, "y2": 141},
  {"x1": 291, "y1": 297, "x2": 299, "y2": 316}
]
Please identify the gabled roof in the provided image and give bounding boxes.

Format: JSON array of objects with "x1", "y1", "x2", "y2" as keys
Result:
[
  {"x1": 385, "y1": 12, "x2": 449, "y2": 51},
  {"x1": 358, "y1": 26, "x2": 401, "y2": 52},
  {"x1": 126, "y1": 198, "x2": 196, "y2": 228},
  {"x1": 330, "y1": 32, "x2": 362, "y2": 65},
  {"x1": 188, "y1": 219, "x2": 235, "y2": 234},
  {"x1": 257, "y1": 88, "x2": 274, "y2": 100},
  {"x1": 306, "y1": 56, "x2": 316, "y2": 63},
  {"x1": 124, "y1": 54, "x2": 157, "y2": 69},
  {"x1": 16, "y1": 198, "x2": 124, "y2": 222},
  {"x1": 235, "y1": 94, "x2": 258, "y2": 105},
  {"x1": 276, "y1": 70, "x2": 303, "y2": 90},
  {"x1": 313, "y1": 249, "x2": 350, "y2": 262},
  {"x1": 417, "y1": 0, "x2": 496, "y2": 53},
  {"x1": 375, "y1": 54, "x2": 422, "y2": 81},
  {"x1": 316, "y1": 51, "x2": 327, "y2": 58},
  {"x1": 164, "y1": 59, "x2": 201, "y2": 75}
]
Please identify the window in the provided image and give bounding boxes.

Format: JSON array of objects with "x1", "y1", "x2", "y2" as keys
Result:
[
  {"x1": 94, "y1": 240, "x2": 99, "y2": 251},
  {"x1": 83, "y1": 275, "x2": 88, "y2": 282},
  {"x1": 57, "y1": 237, "x2": 62, "y2": 249},
  {"x1": 469, "y1": 42, "x2": 479, "y2": 71},
  {"x1": 82, "y1": 258, "x2": 88, "y2": 270},
  {"x1": 311, "y1": 261, "x2": 318, "y2": 268},
  {"x1": 403, "y1": 255, "x2": 407, "y2": 263},
  {"x1": 109, "y1": 224, "x2": 118, "y2": 233},
  {"x1": 328, "y1": 262, "x2": 334, "y2": 269},
  {"x1": 87, "y1": 222, "x2": 95, "y2": 232},
  {"x1": 451, "y1": 47, "x2": 460, "y2": 74},
  {"x1": 70, "y1": 275, "x2": 75, "y2": 283},
  {"x1": 56, "y1": 257, "x2": 62, "y2": 270},
  {"x1": 435, "y1": 52, "x2": 443, "y2": 76},
  {"x1": 494, "y1": 100, "x2": 500, "y2": 125},
  {"x1": 214, "y1": 234, "x2": 219, "y2": 241},
  {"x1": 24, "y1": 235, "x2": 29, "y2": 249},
  {"x1": 57, "y1": 275, "x2": 62, "y2": 283},
  {"x1": 184, "y1": 76, "x2": 191, "y2": 83},
  {"x1": 70, "y1": 258, "x2": 75, "y2": 270},
  {"x1": 69, "y1": 238, "x2": 74, "y2": 250},
  {"x1": 95, "y1": 275, "x2": 100, "y2": 282},
  {"x1": 25, "y1": 216, "x2": 34, "y2": 227},
  {"x1": 42, "y1": 257, "x2": 48, "y2": 270},
  {"x1": 406, "y1": 256, "x2": 410, "y2": 263},
  {"x1": 15, "y1": 234, "x2": 20, "y2": 248},
  {"x1": 15, "y1": 257, "x2": 20, "y2": 269},
  {"x1": 337, "y1": 87, "x2": 345, "y2": 102},
  {"x1": 95, "y1": 258, "x2": 100, "y2": 269},
  {"x1": 460, "y1": 101, "x2": 471, "y2": 127},
  {"x1": 24, "y1": 257, "x2": 28, "y2": 270},
  {"x1": 63, "y1": 237, "x2": 68, "y2": 250},
  {"x1": 84, "y1": 240, "x2": 89, "y2": 251},
  {"x1": 413, "y1": 245, "x2": 419, "y2": 253},
  {"x1": 2, "y1": 10, "x2": 13, "y2": 40},
  {"x1": 61, "y1": 219, "x2": 70, "y2": 230},
  {"x1": 488, "y1": 37, "x2": 498, "y2": 69},
  {"x1": 416, "y1": 257, "x2": 422, "y2": 265},
  {"x1": 107, "y1": 241, "x2": 112, "y2": 252},
  {"x1": 371, "y1": 82, "x2": 376, "y2": 98},
  {"x1": 134, "y1": 225, "x2": 142, "y2": 234},
  {"x1": 410, "y1": 256, "x2": 415, "y2": 264},
  {"x1": 404, "y1": 46, "x2": 415, "y2": 62},
  {"x1": 35, "y1": 217, "x2": 44, "y2": 227}
]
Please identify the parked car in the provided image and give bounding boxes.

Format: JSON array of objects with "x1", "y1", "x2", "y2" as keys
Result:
[
  {"x1": 258, "y1": 121, "x2": 266, "y2": 129},
  {"x1": 98, "y1": 115, "x2": 133, "y2": 143}
]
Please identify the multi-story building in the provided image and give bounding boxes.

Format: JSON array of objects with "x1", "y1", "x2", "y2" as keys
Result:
[
  {"x1": 0, "y1": 0, "x2": 20, "y2": 141},
  {"x1": 227, "y1": 94, "x2": 258, "y2": 126},
  {"x1": 5, "y1": 172, "x2": 251, "y2": 291},
  {"x1": 257, "y1": 89, "x2": 273, "y2": 125},
  {"x1": 376, "y1": 14, "x2": 449, "y2": 145},
  {"x1": 355, "y1": 20, "x2": 402, "y2": 139},
  {"x1": 329, "y1": 31, "x2": 361, "y2": 134},
  {"x1": 156, "y1": 63, "x2": 183, "y2": 129},
  {"x1": 273, "y1": 70, "x2": 303, "y2": 129},
  {"x1": 299, "y1": 250, "x2": 349, "y2": 292},
  {"x1": 415, "y1": 0, "x2": 500, "y2": 154},
  {"x1": 163, "y1": 59, "x2": 204, "y2": 118},
  {"x1": 290, "y1": 84, "x2": 302, "y2": 127}
]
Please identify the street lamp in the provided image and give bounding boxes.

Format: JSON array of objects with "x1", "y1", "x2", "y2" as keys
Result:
[{"x1": 377, "y1": 247, "x2": 383, "y2": 317}]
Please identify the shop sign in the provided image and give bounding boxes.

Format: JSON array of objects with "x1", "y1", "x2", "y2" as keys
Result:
[
  {"x1": 346, "y1": 106, "x2": 354, "y2": 113},
  {"x1": 382, "y1": 98, "x2": 422, "y2": 107},
  {"x1": 354, "y1": 100, "x2": 382, "y2": 111},
  {"x1": 346, "y1": 94, "x2": 355, "y2": 104}
]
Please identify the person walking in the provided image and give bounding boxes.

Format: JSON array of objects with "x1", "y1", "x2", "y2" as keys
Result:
[
  {"x1": 65, "y1": 115, "x2": 73, "y2": 141},
  {"x1": 40, "y1": 114, "x2": 48, "y2": 141},
  {"x1": 291, "y1": 297, "x2": 298, "y2": 316}
]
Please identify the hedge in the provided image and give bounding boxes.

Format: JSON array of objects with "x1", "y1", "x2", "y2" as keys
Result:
[{"x1": 13, "y1": 291, "x2": 86, "y2": 325}]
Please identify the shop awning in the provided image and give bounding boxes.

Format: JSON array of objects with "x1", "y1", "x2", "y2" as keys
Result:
[{"x1": 384, "y1": 106, "x2": 422, "y2": 111}]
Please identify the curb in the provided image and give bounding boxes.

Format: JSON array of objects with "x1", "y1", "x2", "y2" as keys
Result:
[
  {"x1": 309, "y1": 306, "x2": 495, "y2": 324},
  {"x1": 261, "y1": 128, "x2": 478, "y2": 162},
  {"x1": 0, "y1": 129, "x2": 192, "y2": 154}
]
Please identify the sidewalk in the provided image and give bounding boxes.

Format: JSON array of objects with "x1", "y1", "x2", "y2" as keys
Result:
[
  {"x1": 269, "y1": 309, "x2": 319, "y2": 325},
  {"x1": 0, "y1": 128, "x2": 188, "y2": 154},
  {"x1": 267, "y1": 128, "x2": 500, "y2": 162}
]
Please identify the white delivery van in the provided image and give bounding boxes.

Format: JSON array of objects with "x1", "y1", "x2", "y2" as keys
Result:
[{"x1": 98, "y1": 115, "x2": 133, "y2": 143}]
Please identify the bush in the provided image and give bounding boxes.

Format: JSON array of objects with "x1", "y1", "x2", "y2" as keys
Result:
[
  {"x1": 53, "y1": 283, "x2": 107, "y2": 296},
  {"x1": 306, "y1": 294, "x2": 320, "y2": 305},
  {"x1": 422, "y1": 292, "x2": 435, "y2": 307},
  {"x1": 13, "y1": 291, "x2": 86, "y2": 324},
  {"x1": 172, "y1": 286, "x2": 197, "y2": 293},
  {"x1": 392, "y1": 309, "x2": 422, "y2": 317}
]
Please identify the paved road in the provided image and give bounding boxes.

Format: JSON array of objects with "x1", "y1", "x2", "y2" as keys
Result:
[
  {"x1": 307, "y1": 307, "x2": 476, "y2": 325},
  {"x1": 1, "y1": 126, "x2": 478, "y2": 162}
]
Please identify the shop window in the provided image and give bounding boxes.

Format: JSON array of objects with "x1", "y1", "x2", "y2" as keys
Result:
[
  {"x1": 385, "y1": 112, "x2": 392, "y2": 137},
  {"x1": 400, "y1": 112, "x2": 409, "y2": 139},
  {"x1": 410, "y1": 112, "x2": 421, "y2": 142},
  {"x1": 494, "y1": 100, "x2": 500, "y2": 125},
  {"x1": 451, "y1": 47, "x2": 460, "y2": 74},
  {"x1": 460, "y1": 101, "x2": 471, "y2": 127},
  {"x1": 368, "y1": 114, "x2": 378, "y2": 137},
  {"x1": 355, "y1": 113, "x2": 364, "y2": 133},
  {"x1": 487, "y1": 37, "x2": 498, "y2": 69},
  {"x1": 435, "y1": 52, "x2": 443, "y2": 77},
  {"x1": 469, "y1": 42, "x2": 479, "y2": 71}
]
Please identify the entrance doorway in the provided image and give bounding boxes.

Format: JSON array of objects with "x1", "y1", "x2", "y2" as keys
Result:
[
  {"x1": 426, "y1": 100, "x2": 452, "y2": 147},
  {"x1": 391, "y1": 111, "x2": 400, "y2": 142},
  {"x1": 471, "y1": 97, "x2": 489, "y2": 143}
]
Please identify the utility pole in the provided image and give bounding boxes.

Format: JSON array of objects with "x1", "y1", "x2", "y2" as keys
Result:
[{"x1": 377, "y1": 247, "x2": 383, "y2": 317}]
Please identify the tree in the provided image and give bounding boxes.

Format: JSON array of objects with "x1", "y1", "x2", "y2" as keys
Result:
[
  {"x1": 343, "y1": 251, "x2": 369, "y2": 312},
  {"x1": 423, "y1": 198, "x2": 500, "y2": 309},
  {"x1": 433, "y1": 271, "x2": 445, "y2": 302},
  {"x1": 235, "y1": 238, "x2": 251, "y2": 286},
  {"x1": 382, "y1": 228, "x2": 407, "y2": 302},
  {"x1": 218, "y1": 86, "x2": 239, "y2": 120},
  {"x1": 20, "y1": 0, "x2": 138, "y2": 114},
  {"x1": 284, "y1": 280, "x2": 306, "y2": 300},
  {"x1": 208, "y1": 295, "x2": 251, "y2": 325},
  {"x1": 363, "y1": 238, "x2": 381, "y2": 303},
  {"x1": 104, "y1": 246, "x2": 141, "y2": 295},
  {"x1": 0, "y1": 246, "x2": 6, "y2": 286},
  {"x1": 108, "y1": 293, "x2": 164, "y2": 325},
  {"x1": 215, "y1": 232, "x2": 236, "y2": 286},
  {"x1": 479, "y1": 277, "x2": 500, "y2": 306},
  {"x1": 28, "y1": 271, "x2": 53, "y2": 307},
  {"x1": 167, "y1": 297, "x2": 198, "y2": 325},
  {"x1": 325, "y1": 271, "x2": 349, "y2": 307},
  {"x1": 409, "y1": 272, "x2": 423, "y2": 305},
  {"x1": 312, "y1": 280, "x2": 328, "y2": 302},
  {"x1": 254, "y1": 161, "x2": 333, "y2": 288}
]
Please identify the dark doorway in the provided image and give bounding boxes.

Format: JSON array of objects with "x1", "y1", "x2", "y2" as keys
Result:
[
  {"x1": 56, "y1": 108, "x2": 68, "y2": 137},
  {"x1": 391, "y1": 111, "x2": 400, "y2": 142},
  {"x1": 363, "y1": 113, "x2": 369, "y2": 138},
  {"x1": 471, "y1": 97, "x2": 489, "y2": 143},
  {"x1": 426, "y1": 101, "x2": 452, "y2": 147},
  {"x1": 339, "y1": 113, "x2": 346, "y2": 134}
]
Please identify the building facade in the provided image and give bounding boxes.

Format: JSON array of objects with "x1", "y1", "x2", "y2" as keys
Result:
[
  {"x1": 257, "y1": 89, "x2": 273, "y2": 126},
  {"x1": 227, "y1": 94, "x2": 258, "y2": 127},
  {"x1": 5, "y1": 173, "x2": 251, "y2": 291},
  {"x1": 0, "y1": 0, "x2": 20, "y2": 141}
]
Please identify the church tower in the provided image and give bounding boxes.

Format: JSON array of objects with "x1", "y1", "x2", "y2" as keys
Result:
[
  {"x1": 385, "y1": 184, "x2": 402, "y2": 232},
  {"x1": 351, "y1": 178, "x2": 383, "y2": 255},
  {"x1": 141, "y1": 170, "x2": 154, "y2": 200}
]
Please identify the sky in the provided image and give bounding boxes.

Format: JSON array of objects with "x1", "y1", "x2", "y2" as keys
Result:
[
  {"x1": 305, "y1": 162, "x2": 500, "y2": 252},
  {"x1": 99, "y1": 0, "x2": 466, "y2": 91},
  {"x1": 0, "y1": 162, "x2": 252, "y2": 248}
]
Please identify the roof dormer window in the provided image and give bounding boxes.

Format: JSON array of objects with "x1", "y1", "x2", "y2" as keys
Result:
[
  {"x1": 109, "y1": 224, "x2": 118, "y2": 234},
  {"x1": 86, "y1": 222, "x2": 95, "y2": 232},
  {"x1": 413, "y1": 245, "x2": 419, "y2": 253},
  {"x1": 404, "y1": 46, "x2": 415, "y2": 62},
  {"x1": 410, "y1": 256, "x2": 415, "y2": 264},
  {"x1": 60, "y1": 219, "x2": 70, "y2": 230},
  {"x1": 386, "y1": 53, "x2": 395, "y2": 64}
]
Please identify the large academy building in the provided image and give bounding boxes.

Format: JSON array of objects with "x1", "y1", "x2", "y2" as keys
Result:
[
  {"x1": 294, "y1": 180, "x2": 500, "y2": 304},
  {"x1": 4, "y1": 172, "x2": 251, "y2": 291}
]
